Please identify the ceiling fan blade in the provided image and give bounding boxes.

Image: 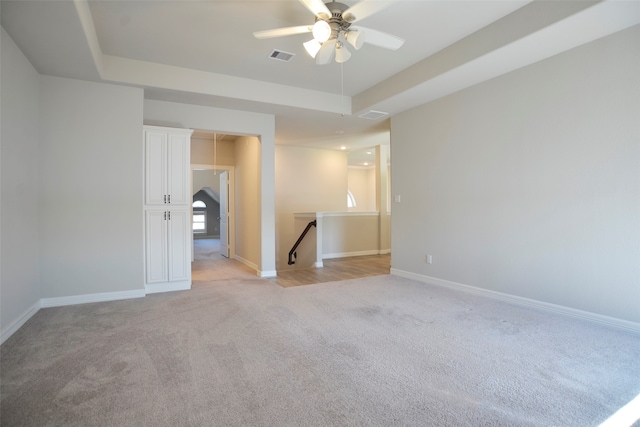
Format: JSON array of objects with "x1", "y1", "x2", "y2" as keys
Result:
[
  {"x1": 316, "y1": 39, "x2": 337, "y2": 65},
  {"x1": 343, "y1": 0, "x2": 398, "y2": 23},
  {"x1": 253, "y1": 25, "x2": 312, "y2": 39},
  {"x1": 352, "y1": 26, "x2": 404, "y2": 50},
  {"x1": 298, "y1": 0, "x2": 331, "y2": 19}
]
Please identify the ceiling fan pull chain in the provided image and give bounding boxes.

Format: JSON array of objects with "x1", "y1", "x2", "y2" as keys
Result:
[{"x1": 341, "y1": 60, "x2": 345, "y2": 117}]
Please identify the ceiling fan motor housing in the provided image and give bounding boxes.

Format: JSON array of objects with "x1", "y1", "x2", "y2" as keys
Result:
[{"x1": 318, "y1": 1, "x2": 354, "y2": 39}]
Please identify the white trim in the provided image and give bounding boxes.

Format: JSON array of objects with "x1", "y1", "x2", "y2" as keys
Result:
[
  {"x1": 314, "y1": 261, "x2": 324, "y2": 268},
  {"x1": 293, "y1": 212, "x2": 320, "y2": 219},
  {"x1": 1, "y1": 301, "x2": 42, "y2": 345},
  {"x1": 191, "y1": 163, "x2": 235, "y2": 170},
  {"x1": 145, "y1": 281, "x2": 191, "y2": 294},
  {"x1": 190, "y1": 164, "x2": 236, "y2": 262},
  {"x1": 323, "y1": 211, "x2": 380, "y2": 217},
  {"x1": 144, "y1": 125, "x2": 194, "y2": 136},
  {"x1": 2, "y1": 286, "x2": 180, "y2": 343},
  {"x1": 390, "y1": 269, "x2": 640, "y2": 334},
  {"x1": 324, "y1": 250, "x2": 382, "y2": 259},
  {"x1": 293, "y1": 211, "x2": 381, "y2": 218},
  {"x1": 235, "y1": 255, "x2": 258, "y2": 272},
  {"x1": 41, "y1": 289, "x2": 146, "y2": 308},
  {"x1": 379, "y1": 249, "x2": 391, "y2": 255},
  {"x1": 322, "y1": 211, "x2": 379, "y2": 217},
  {"x1": 259, "y1": 270, "x2": 278, "y2": 278},
  {"x1": 235, "y1": 255, "x2": 277, "y2": 278}
]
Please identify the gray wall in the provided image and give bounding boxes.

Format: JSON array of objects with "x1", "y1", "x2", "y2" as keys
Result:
[
  {"x1": 39, "y1": 76, "x2": 144, "y2": 298},
  {"x1": 391, "y1": 25, "x2": 640, "y2": 323},
  {"x1": 1, "y1": 28, "x2": 41, "y2": 334},
  {"x1": 1, "y1": 30, "x2": 144, "y2": 338}
]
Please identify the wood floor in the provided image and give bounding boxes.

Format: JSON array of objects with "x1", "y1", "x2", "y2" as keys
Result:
[
  {"x1": 193, "y1": 238, "x2": 390, "y2": 288},
  {"x1": 272, "y1": 254, "x2": 391, "y2": 288}
]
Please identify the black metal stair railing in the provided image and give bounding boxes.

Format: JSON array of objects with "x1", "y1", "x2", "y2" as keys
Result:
[{"x1": 288, "y1": 220, "x2": 317, "y2": 265}]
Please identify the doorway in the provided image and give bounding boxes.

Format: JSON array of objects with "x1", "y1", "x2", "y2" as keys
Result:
[{"x1": 191, "y1": 165, "x2": 235, "y2": 262}]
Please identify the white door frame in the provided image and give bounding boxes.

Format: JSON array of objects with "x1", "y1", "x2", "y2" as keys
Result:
[
  {"x1": 219, "y1": 171, "x2": 230, "y2": 258},
  {"x1": 190, "y1": 164, "x2": 236, "y2": 261}
]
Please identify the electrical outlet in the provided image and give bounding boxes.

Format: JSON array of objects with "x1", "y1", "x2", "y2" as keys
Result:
[{"x1": 427, "y1": 255, "x2": 433, "y2": 264}]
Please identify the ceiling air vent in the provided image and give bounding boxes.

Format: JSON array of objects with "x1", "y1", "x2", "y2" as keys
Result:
[
  {"x1": 269, "y1": 49, "x2": 295, "y2": 62},
  {"x1": 358, "y1": 110, "x2": 389, "y2": 120}
]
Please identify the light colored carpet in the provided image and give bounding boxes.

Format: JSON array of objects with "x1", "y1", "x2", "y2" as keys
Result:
[
  {"x1": 193, "y1": 238, "x2": 221, "y2": 260},
  {"x1": 1, "y1": 273, "x2": 639, "y2": 426}
]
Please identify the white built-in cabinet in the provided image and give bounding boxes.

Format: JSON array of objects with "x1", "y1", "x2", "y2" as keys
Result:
[
  {"x1": 143, "y1": 125, "x2": 193, "y2": 294},
  {"x1": 144, "y1": 128, "x2": 190, "y2": 206}
]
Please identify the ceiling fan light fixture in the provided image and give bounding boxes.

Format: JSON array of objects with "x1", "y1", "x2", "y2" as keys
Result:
[
  {"x1": 312, "y1": 20, "x2": 331, "y2": 42},
  {"x1": 345, "y1": 30, "x2": 364, "y2": 50},
  {"x1": 335, "y1": 42, "x2": 351, "y2": 63},
  {"x1": 255, "y1": 0, "x2": 404, "y2": 65},
  {"x1": 303, "y1": 39, "x2": 322, "y2": 58}
]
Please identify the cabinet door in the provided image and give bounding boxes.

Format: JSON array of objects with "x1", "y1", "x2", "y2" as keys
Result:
[
  {"x1": 167, "y1": 209, "x2": 191, "y2": 282},
  {"x1": 145, "y1": 131, "x2": 168, "y2": 206},
  {"x1": 145, "y1": 210, "x2": 168, "y2": 284},
  {"x1": 167, "y1": 133, "x2": 190, "y2": 206}
]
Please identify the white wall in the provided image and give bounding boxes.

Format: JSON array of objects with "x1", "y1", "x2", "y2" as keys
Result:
[
  {"x1": 391, "y1": 25, "x2": 640, "y2": 324},
  {"x1": 1, "y1": 28, "x2": 42, "y2": 337},
  {"x1": 144, "y1": 100, "x2": 276, "y2": 276},
  {"x1": 39, "y1": 76, "x2": 144, "y2": 298},
  {"x1": 275, "y1": 146, "x2": 347, "y2": 270}
]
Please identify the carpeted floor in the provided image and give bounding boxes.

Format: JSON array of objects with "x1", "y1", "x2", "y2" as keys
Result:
[
  {"x1": 193, "y1": 238, "x2": 222, "y2": 260},
  {"x1": 1, "y1": 273, "x2": 639, "y2": 426}
]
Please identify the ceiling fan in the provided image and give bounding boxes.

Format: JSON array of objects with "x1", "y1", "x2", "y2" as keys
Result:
[{"x1": 253, "y1": 0, "x2": 405, "y2": 65}]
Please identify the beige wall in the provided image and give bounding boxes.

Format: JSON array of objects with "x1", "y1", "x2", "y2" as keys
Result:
[
  {"x1": 347, "y1": 167, "x2": 376, "y2": 212},
  {"x1": 191, "y1": 136, "x2": 235, "y2": 166},
  {"x1": 275, "y1": 146, "x2": 347, "y2": 270},
  {"x1": 234, "y1": 136, "x2": 261, "y2": 269},
  {"x1": 193, "y1": 170, "x2": 219, "y2": 195},
  {"x1": 322, "y1": 213, "x2": 380, "y2": 257},
  {"x1": 391, "y1": 25, "x2": 640, "y2": 324},
  {"x1": 290, "y1": 215, "x2": 318, "y2": 269}
]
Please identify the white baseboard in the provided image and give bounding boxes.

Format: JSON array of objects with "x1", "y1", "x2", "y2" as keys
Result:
[
  {"x1": 235, "y1": 255, "x2": 258, "y2": 272},
  {"x1": 390, "y1": 268, "x2": 640, "y2": 334},
  {"x1": 323, "y1": 250, "x2": 382, "y2": 259},
  {"x1": 3, "y1": 285, "x2": 184, "y2": 344},
  {"x1": 314, "y1": 261, "x2": 324, "y2": 268},
  {"x1": 259, "y1": 270, "x2": 277, "y2": 278},
  {"x1": 1, "y1": 300, "x2": 42, "y2": 345},
  {"x1": 41, "y1": 289, "x2": 146, "y2": 307},
  {"x1": 234, "y1": 255, "x2": 276, "y2": 278},
  {"x1": 145, "y1": 281, "x2": 191, "y2": 294}
]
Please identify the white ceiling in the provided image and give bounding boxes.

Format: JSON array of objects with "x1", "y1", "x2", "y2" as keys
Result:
[{"x1": 2, "y1": 0, "x2": 639, "y2": 154}]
